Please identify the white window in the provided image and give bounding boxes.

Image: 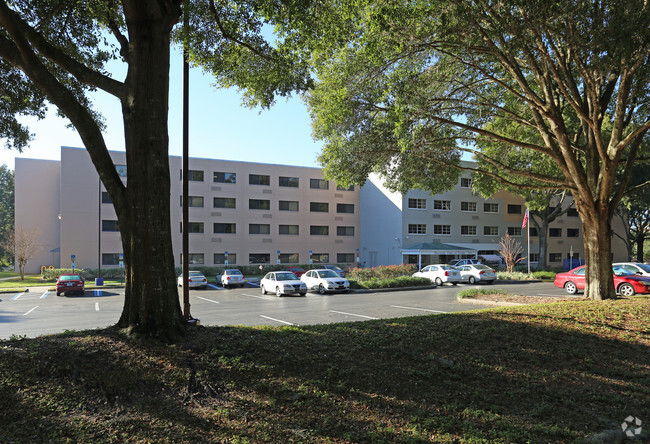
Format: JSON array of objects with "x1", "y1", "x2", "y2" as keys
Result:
[
  {"x1": 507, "y1": 227, "x2": 522, "y2": 236},
  {"x1": 461, "y1": 226, "x2": 477, "y2": 236},
  {"x1": 433, "y1": 200, "x2": 451, "y2": 211},
  {"x1": 461, "y1": 177, "x2": 473, "y2": 188},
  {"x1": 484, "y1": 203, "x2": 499, "y2": 213},
  {"x1": 484, "y1": 226, "x2": 499, "y2": 236},
  {"x1": 433, "y1": 225, "x2": 451, "y2": 235},
  {"x1": 461, "y1": 201, "x2": 477, "y2": 212},
  {"x1": 408, "y1": 224, "x2": 427, "y2": 235},
  {"x1": 408, "y1": 198, "x2": 426, "y2": 209}
]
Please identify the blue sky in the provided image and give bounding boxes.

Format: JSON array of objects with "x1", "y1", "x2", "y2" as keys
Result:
[{"x1": 0, "y1": 49, "x2": 322, "y2": 171}]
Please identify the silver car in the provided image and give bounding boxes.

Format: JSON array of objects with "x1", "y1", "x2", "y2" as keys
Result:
[
  {"x1": 177, "y1": 271, "x2": 208, "y2": 289},
  {"x1": 413, "y1": 264, "x2": 460, "y2": 286},
  {"x1": 457, "y1": 264, "x2": 496, "y2": 284},
  {"x1": 217, "y1": 269, "x2": 246, "y2": 288},
  {"x1": 260, "y1": 271, "x2": 307, "y2": 297},
  {"x1": 301, "y1": 269, "x2": 350, "y2": 294},
  {"x1": 613, "y1": 262, "x2": 650, "y2": 277}
]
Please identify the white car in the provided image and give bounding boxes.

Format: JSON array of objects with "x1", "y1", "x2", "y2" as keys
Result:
[
  {"x1": 177, "y1": 271, "x2": 207, "y2": 289},
  {"x1": 613, "y1": 262, "x2": 650, "y2": 277},
  {"x1": 413, "y1": 264, "x2": 460, "y2": 286},
  {"x1": 301, "y1": 269, "x2": 350, "y2": 294},
  {"x1": 260, "y1": 271, "x2": 307, "y2": 297},
  {"x1": 457, "y1": 264, "x2": 497, "y2": 284},
  {"x1": 216, "y1": 269, "x2": 246, "y2": 288}
]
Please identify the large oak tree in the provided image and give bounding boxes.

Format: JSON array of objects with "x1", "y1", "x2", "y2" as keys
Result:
[{"x1": 303, "y1": 0, "x2": 650, "y2": 300}]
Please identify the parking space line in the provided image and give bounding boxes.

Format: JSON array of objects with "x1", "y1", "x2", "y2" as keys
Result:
[
  {"x1": 390, "y1": 305, "x2": 447, "y2": 313},
  {"x1": 11, "y1": 293, "x2": 25, "y2": 300},
  {"x1": 260, "y1": 315, "x2": 295, "y2": 326},
  {"x1": 207, "y1": 284, "x2": 221, "y2": 290},
  {"x1": 197, "y1": 297, "x2": 220, "y2": 304},
  {"x1": 241, "y1": 293, "x2": 276, "y2": 301},
  {"x1": 94, "y1": 290, "x2": 103, "y2": 296},
  {"x1": 95, "y1": 303, "x2": 100, "y2": 311},
  {"x1": 40, "y1": 291, "x2": 49, "y2": 299},
  {"x1": 23, "y1": 306, "x2": 38, "y2": 316},
  {"x1": 329, "y1": 310, "x2": 378, "y2": 320}
]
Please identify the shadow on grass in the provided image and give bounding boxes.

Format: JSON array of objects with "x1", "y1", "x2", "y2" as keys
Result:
[{"x1": 0, "y1": 299, "x2": 648, "y2": 442}]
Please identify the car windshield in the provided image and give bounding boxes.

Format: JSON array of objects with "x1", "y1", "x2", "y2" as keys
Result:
[
  {"x1": 475, "y1": 265, "x2": 491, "y2": 270},
  {"x1": 635, "y1": 263, "x2": 650, "y2": 273},
  {"x1": 276, "y1": 273, "x2": 297, "y2": 281},
  {"x1": 225, "y1": 270, "x2": 242, "y2": 275},
  {"x1": 59, "y1": 275, "x2": 81, "y2": 281},
  {"x1": 188, "y1": 271, "x2": 203, "y2": 277},
  {"x1": 440, "y1": 265, "x2": 455, "y2": 270},
  {"x1": 318, "y1": 270, "x2": 340, "y2": 278},
  {"x1": 613, "y1": 266, "x2": 634, "y2": 277}
]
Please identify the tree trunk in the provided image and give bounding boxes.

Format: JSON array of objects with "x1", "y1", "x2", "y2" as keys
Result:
[
  {"x1": 581, "y1": 215, "x2": 615, "y2": 301},
  {"x1": 115, "y1": 1, "x2": 185, "y2": 339},
  {"x1": 536, "y1": 218, "x2": 549, "y2": 270},
  {"x1": 636, "y1": 231, "x2": 645, "y2": 263}
]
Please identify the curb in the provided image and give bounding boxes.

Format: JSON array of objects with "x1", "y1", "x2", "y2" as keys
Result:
[{"x1": 351, "y1": 285, "x2": 436, "y2": 293}]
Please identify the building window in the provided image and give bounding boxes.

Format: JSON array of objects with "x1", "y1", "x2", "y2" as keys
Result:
[
  {"x1": 101, "y1": 192, "x2": 112, "y2": 204},
  {"x1": 249, "y1": 224, "x2": 271, "y2": 235},
  {"x1": 336, "y1": 184, "x2": 354, "y2": 191},
  {"x1": 279, "y1": 253, "x2": 299, "y2": 264},
  {"x1": 116, "y1": 165, "x2": 127, "y2": 178},
  {"x1": 530, "y1": 227, "x2": 538, "y2": 236},
  {"x1": 102, "y1": 253, "x2": 120, "y2": 265},
  {"x1": 249, "y1": 253, "x2": 270, "y2": 264},
  {"x1": 461, "y1": 201, "x2": 477, "y2": 212},
  {"x1": 182, "y1": 222, "x2": 204, "y2": 233},
  {"x1": 507, "y1": 227, "x2": 522, "y2": 236},
  {"x1": 337, "y1": 253, "x2": 355, "y2": 263},
  {"x1": 213, "y1": 223, "x2": 236, "y2": 234},
  {"x1": 484, "y1": 226, "x2": 499, "y2": 236},
  {"x1": 214, "y1": 172, "x2": 236, "y2": 183},
  {"x1": 310, "y1": 202, "x2": 329, "y2": 212},
  {"x1": 549, "y1": 228, "x2": 562, "y2": 237},
  {"x1": 279, "y1": 200, "x2": 299, "y2": 211},
  {"x1": 214, "y1": 197, "x2": 236, "y2": 209},
  {"x1": 310, "y1": 178, "x2": 329, "y2": 190},
  {"x1": 461, "y1": 225, "x2": 477, "y2": 236},
  {"x1": 188, "y1": 253, "x2": 204, "y2": 265},
  {"x1": 337, "y1": 226, "x2": 355, "y2": 236},
  {"x1": 433, "y1": 200, "x2": 451, "y2": 211},
  {"x1": 549, "y1": 253, "x2": 562, "y2": 263},
  {"x1": 311, "y1": 253, "x2": 329, "y2": 263},
  {"x1": 310, "y1": 225, "x2": 329, "y2": 236},
  {"x1": 249, "y1": 174, "x2": 270, "y2": 186},
  {"x1": 102, "y1": 220, "x2": 120, "y2": 232},
  {"x1": 336, "y1": 203, "x2": 355, "y2": 214},
  {"x1": 567, "y1": 228, "x2": 579, "y2": 237},
  {"x1": 279, "y1": 176, "x2": 299, "y2": 187},
  {"x1": 214, "y1": 253, "x2": 236, "y2": 264},
  {"x1": 181, "y1": 196, "x2": 204, "y2": 207},
  {"x1": 407, "y1": 198, "x2": 426, "y2": 209},
  {"x1": 460, "y1": 177, "x2": 473, "y2": 188},
  {"x1": 484, "y1": 203, "x2": 499, "y2": 213},
  {"x1": 566, "y1": 252, "x2": 580, "y2": 259},
  {"x1": 184, "y1": 170, "x2": 204, "y2": 181},
  {"x1": 433, "y1": 225, "x2": 451, "y2": 235},
  {"x1": 567, "y1": 208, "x2": 579, "y2": 217},
  {"x1": 507, "y1": 204, "x2": 522, "y2": 214},
  {"x1": 249, "y1": 199, "x2": 271, "y2": 210},
  {"x1": 529, "y1": 253, "x2": 539, "y2": 262},
  {"x1": 408, "y1": 224, "x2": 427, "y2": 235},
  {"x1": 279, "y1": 225, "x2": 299, "y2": 235}
]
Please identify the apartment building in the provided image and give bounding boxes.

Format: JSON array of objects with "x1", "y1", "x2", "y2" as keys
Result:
[{"x1": 15, "y1": 146, "x2": 360, "y2": 273}]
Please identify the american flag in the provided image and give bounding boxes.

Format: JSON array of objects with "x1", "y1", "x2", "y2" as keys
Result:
[{"x1": 522, "y1": 208, "x2": 529, "y2": 229}]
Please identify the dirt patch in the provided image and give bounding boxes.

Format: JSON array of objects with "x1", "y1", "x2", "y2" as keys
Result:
[{"x1": 461, "y1": 294, "x2": 589, "y2": 305}]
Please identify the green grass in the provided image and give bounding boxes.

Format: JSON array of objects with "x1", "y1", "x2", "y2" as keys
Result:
[
  {"x1": 1, "y1": 297, "x2": 648, "y2": 442},
  {"x1": 0, "y1": 273, "x2": 124, "y2": 292},
  {"x1": 457, "y1": 287, "x2": 508, "y2": 299}
]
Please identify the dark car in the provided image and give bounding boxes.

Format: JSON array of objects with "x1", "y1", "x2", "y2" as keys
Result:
[
  {"x1": 282, "y1": 266, "x2": 306, "y2": 278},
  {"x1": 56, "y1": 274, "x2": 85, "y2": 296}
]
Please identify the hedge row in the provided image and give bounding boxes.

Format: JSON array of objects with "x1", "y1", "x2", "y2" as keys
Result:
[
  {"x1": 348, "y1": 264, "x2": 417, "y2": 281},
  {"x1": 350, "y1": 276, "x2": 431, "y2": 289}
]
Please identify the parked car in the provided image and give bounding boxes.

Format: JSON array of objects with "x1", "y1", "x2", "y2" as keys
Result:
[
  {"x1": 56, "y1": 273, "x2": 85, "y2": 296},
  {"x1": 553, "y1": 265, "x2": 650, "y2": 296},
  {"x1": 177, "y1": 271, "x2": 208, "y2": 289},
  {"x1": 216, "y1": 269, "x2": 246, "y2": 288},
  {"x1": 282, "y1": 266, "x2": 306, "y2": 278},
  {"x1": 301, "y1": 269, "x2": 350, "y2": 294},
  {"x1": 320, "y1": 264, "x2": 347, "y2": 277},
  {"x1": 448, "y1": 259, "x2": 481, "y2": 267},
  {"x1": 612, "y1": 262, "x2": 650, "y2": 277},
  {"x1": 457, "y1": 264, "x2": 497, "y2": 284},
  {"x1": 413, "y1": 264, "x2": 460, "y2": 286},
  {"x1": 261, "y1": 271, "x2": 307, "y2": 296}
]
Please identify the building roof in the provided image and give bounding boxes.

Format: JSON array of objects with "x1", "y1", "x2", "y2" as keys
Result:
[{"x1": 401, "y1": 242, "x2": 477, "y2": 255}]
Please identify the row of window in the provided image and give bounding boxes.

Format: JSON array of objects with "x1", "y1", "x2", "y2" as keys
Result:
[
  {"x1": 102, "y1": 220, "x2": 356, "y2": 236},
  {"x1": 180, "y1": 170, "x2": 355, "y2": 191},
  {"x1": 102, "y1": 252, "x2": 355, "y2": 266},
  {"x1": 407, "y1": 224, "x2": 580, "y2": 237},
  {"x1": 530, "y1": 252, "x2": 580, "y2": 263},
  {"x1": 407, "y1": 199, "x2": 580, "y2": 218}
]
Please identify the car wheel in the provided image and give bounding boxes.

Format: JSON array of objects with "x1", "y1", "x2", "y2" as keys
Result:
[
  {"x1": 618, "y1": 283, "x2": 635, "y2": 297},
  {"x1": 276, "y1": 287, "x2": 283, "y2": 297},
  {"x1": 261, "y1": 285, "x2": 266, "y2": 295},
  {"x1": 299, "y1": 292, "x2": 307, "y2": 297},
  {"x1": 80, "y1": 290, "x2": 85, "y2": 296},
  {"x1": 487, "y1": 280, "x2": 494, "y2": 285},
  {"x1": 564, "y1": 281, "x2": 578, "y2": 295},
  {"x1": 468, "y1": 276, "x2": 476, "y2": 284},
  {"x1": 56, "y1": 292, "x2": 61, "y2": 296},
  {"x1": 452, "y1": 282, "x2": 458, "y2": 286},
  {"x1": 435, "y1": 277, "x2": 443, "y2": 286},
  {"x1": 318, "y1": 284, "x2": 326, "y2": 294}
]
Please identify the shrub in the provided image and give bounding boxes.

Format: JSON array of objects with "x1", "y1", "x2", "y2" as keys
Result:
[
  {"x1": 348, "y1": 264, "x2": 416, "y2": 281},
  {"x1": 457, "y1": 288, "x2": 507, "y2": 299},
  {"x1": 532, "y1": 270, "x2": 557, "y2": 280},
  {"x1": 351, "y1": 276, "x2": 431, "y2": 289}
]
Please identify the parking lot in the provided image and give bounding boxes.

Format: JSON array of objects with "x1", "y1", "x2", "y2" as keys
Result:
[{"x1": 0, "y1": 280, "x2": 571, "y2": 339}]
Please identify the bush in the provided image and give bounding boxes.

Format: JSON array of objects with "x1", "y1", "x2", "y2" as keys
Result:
[
  {"x1": 350, "y1": 275, "x2": 431, "y2": 289},
  {"x1": 532, "y1": 270, "x2": 557, "y2": 280},
  {"x1": 457, "y1": 288, "x2": 507, "y2": 299},
  {"x1": 348, "y1": 264, "x2": 416, "y2": 281}
]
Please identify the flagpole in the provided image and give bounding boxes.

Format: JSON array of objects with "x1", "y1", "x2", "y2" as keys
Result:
[{"x1": 527, "y1": 212, "x2": 530, "y2": 274}]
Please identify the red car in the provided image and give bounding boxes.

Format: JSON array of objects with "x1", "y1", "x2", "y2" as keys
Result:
[
  {"x1": 554, "y1": 265, "x2": 650, "y2": 296},
  {"x1": 282, "y1": 266, "x2": 306, "y2": 278},
  {"x1": 56, "y1": 274, "x2": 85, "y2": 296}
]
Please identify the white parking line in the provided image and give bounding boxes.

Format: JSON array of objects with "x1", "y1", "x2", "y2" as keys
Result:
[
  {"x1": 390, "y1": 305, "x2": 448, "y2": 313},
  {"x1": 95, "y1": 302, "x2": 100, "y2": 311},
  {"x1": 241, "y1": 293, "x2": 276, "y2": 301},
  {"x1": 197, "y1": 297, "x2": 220, "y2": 304},
  {"x1": 329, "y1": 310, "x2": 378, "y2": 320},
  {"x1": 11, "y1": 293, "x2": 24, "y2": 301},
  {"x1": 23, "y1": 306, "x2": 38, "y2": 316},
  {"x1": 94, "y1": 290, "x2": 103, "y2": 296},
  {"x1": 260, "y1": 315, "x2": 295, "y2": 326},
  {"x1": 40, "y1": 291, "x2": 49, "y2": 299}
]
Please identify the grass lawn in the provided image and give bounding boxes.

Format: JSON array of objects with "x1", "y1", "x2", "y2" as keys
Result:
[{"x1": 1, "y1": 297, "x2": 648, "y2": 442}]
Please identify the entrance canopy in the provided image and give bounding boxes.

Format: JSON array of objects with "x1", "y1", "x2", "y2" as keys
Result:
[{"x1": 401, "y1": 242, "x2": 477, "y2": 269}]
